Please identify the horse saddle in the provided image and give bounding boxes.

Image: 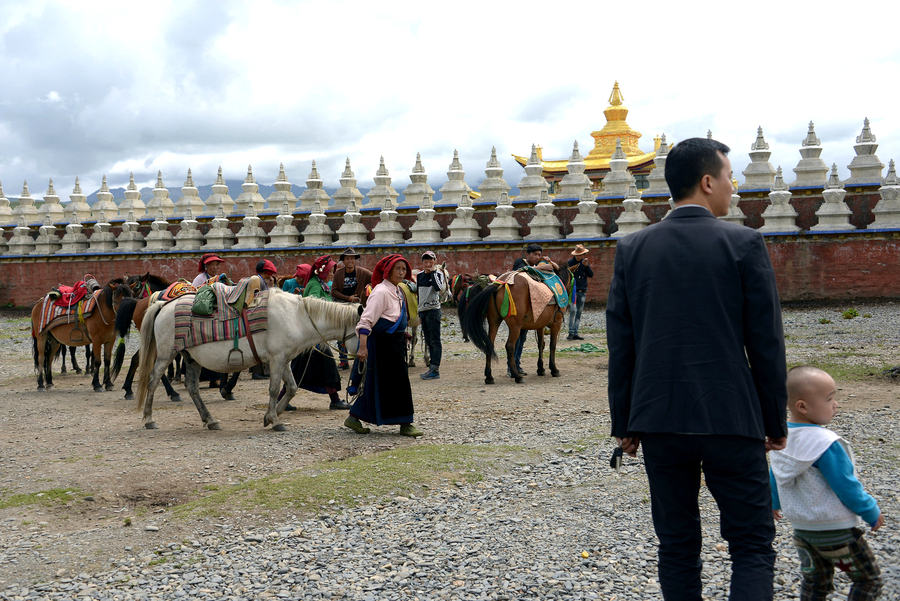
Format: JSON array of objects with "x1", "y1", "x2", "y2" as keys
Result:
[
  {"x1": 50, "y1": 282, "x2": 91, "y2": 308},
  {"x1": 191, "y1": 276, "x2": 262, "y2": 318},
  {"x1": 150, "y1": 280, "x2": 197, "y2": 305}
]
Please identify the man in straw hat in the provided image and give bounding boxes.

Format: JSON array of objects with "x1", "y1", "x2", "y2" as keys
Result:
[
  {"x1": 566, "y1": 245, "x2": 594, "y2": 340},
  {"x1": 333, "y1": 248, "x2": 372, "y2": 369}
]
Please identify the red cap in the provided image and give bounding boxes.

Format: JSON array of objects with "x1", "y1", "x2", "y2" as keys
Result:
[
  {"x1": 198, "y1": 253, "x2": 224, "y2": 273},
  {"x1": 313, "y1": 255, "x2": 336, "y2": 276},
  {"x1": 257, "y1": 259, "x2": 277, "y2": 274}
]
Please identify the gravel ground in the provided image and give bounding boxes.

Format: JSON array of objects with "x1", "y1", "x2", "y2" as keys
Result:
[{"x1": 0, "y1": 303, "x2": 898, "y2": 600}]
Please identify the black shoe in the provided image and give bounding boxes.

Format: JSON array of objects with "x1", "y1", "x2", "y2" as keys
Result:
[
  {"x1": 208, "y1": 380, "x2": 220, "y2": 389},
  {"x1": 329, "y1": 399, "x2": 351, "y2": 410},
  {"x1": 284, "y1": 404, "x2": 297, "y2": 411},
  {"x1": 251, "y1": 374, "x2": 269, "y2": 380},
  {"x1": 573, "y1": 334, "x2": 584, "y2": 341}
]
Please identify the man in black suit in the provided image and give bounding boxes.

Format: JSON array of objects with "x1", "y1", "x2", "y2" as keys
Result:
[{"x1": 606, "y1": 137, "x2": 788, "y2": 601}]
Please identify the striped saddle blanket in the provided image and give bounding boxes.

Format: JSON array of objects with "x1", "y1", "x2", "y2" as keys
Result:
[
  {"x1": 494, "y1": 271, "x2": 561, "y2": 317},
  {"x1": 37, "y1": 291, "x2": 99, "y2": 335},
  {"x1": 173, "y1": 290, "x2": 269, "y2": 354}
]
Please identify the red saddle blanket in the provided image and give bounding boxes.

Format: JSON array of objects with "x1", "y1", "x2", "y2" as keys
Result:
[
  {"x1": 37, "y1": 291, "x2": 99, "y2": 335},
  {"x1": 53, "y1": 282, "x2": 91, "y2": 308},
  {"x1": 173, "y1": 290, "x2": 269, "y2": 354}
]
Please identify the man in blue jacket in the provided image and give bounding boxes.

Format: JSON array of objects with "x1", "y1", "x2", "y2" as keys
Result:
[{"x1": 606, "y1": 137, "x2": 788, "y2": 601}]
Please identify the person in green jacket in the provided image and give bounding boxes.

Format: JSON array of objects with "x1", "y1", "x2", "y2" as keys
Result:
[{"x1": 278, "y1": 255, "x2": 350, "y2": 411}]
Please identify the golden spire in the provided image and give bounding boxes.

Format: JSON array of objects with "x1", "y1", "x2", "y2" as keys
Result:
[
  {"x1": 608, "y1": 81, "x2": 624, "y2": 106},
  {"x1": 588, "y1": 82, "x2": 642, "y2": 159}
]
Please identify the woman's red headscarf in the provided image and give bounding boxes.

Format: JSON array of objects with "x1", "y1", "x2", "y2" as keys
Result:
[
  {"x1": 198, "y1": 253, "x2": 224, "y2": 273},
  {"x1": 371, "y1": 254, "x2": 411, "y2": 286},
  {"x1": 312, "y1": 255, "x2": 337, "y2": 277}
]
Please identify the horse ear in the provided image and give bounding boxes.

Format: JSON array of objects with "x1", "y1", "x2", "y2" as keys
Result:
[{"x1": 142, "y1": 271, "x2": 150, "y2": 281}]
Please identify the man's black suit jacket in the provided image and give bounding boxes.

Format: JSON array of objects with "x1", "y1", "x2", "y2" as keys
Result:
[{"x1": 607, "y1": 205, "x2": 788, "y2": 441}]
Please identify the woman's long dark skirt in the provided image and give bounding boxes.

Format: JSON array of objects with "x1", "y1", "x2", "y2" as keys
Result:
[
  {"x1": 289, "y1": 345, "x2": 341, "y2": 394},
  {"x1": 350, "y1": 321, "x2": 413, "y2": 425}
]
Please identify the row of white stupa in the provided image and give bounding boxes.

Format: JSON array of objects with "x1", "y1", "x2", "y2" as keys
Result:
[
  {"x1": 0, "y1": 119, "x2": 893, "y2": 229},
  {"x1": 3, "y1": 153, "x2": 900, "y2": 257}
]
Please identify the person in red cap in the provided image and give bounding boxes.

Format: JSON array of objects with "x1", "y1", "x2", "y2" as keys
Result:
[
  {"x1": 276, "y1": 255, "x2": 350, "y2": 411},
  {"x1": 255, "y1": 259, "x2": 278, "y2": 290},
  {"x1": 344, "y1": 254, "x2": 423, "y2": 437},
  {"x1": 282, "y1": 264, "x2": 312, "y2": 295},
  {"x1": 192, "y1": 253, "x2": 227, "y2": 288},
  {"x1": 250, "y1": 259, "x2": 279, "y2": 381}
]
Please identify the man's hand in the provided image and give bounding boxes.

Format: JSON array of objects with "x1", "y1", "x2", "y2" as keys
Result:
[
  {"x1": 616, "y1": 436, "x2": 641, "y2": 457},
  {"x1": 765, "y1": 437, "x2": 787, "y2": 452},
  {"x1": 349, "y1": 295, "x2": 360, "y2": 303}
]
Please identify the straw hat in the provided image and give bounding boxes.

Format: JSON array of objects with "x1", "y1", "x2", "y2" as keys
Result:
[{"x1": 571, "y1": 245, "x2": 590, "y2": 256}]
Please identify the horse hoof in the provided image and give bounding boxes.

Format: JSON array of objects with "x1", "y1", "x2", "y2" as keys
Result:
[
  {"x1": 515, "y1": 377, "x2": 524, "y2": 384},
  {"x1": 220, "y1": 391, "x2": 236, "y2": 401},
  {"x1": 408, "y1": 362, "x2": 416, "y2": 368},
  {"x1": 37, "y1": 386, "x2": 46, "y2": 392},
  {"x1": 75, "y1": 369, "x2": 83, "y2": 375},
  {"x1": 485, "y1": 378, "x2": 494, "y2": 385},
  {"x1": 537, "y1": 369, "x2": 546, "y2": 376},
  {"x1": 105, "y1": 385, "x2": 114, "y2": 391},
  {"x1": 93, "y1": 386, "x2": 104, "y2": 392},
  {"x1": 264, "y1": 416, "x2": 271, "y2": 427},
  {"x1": 170, "y1": 394, "x2": 183, "y2": 403},
  {"x1": 207, "y1": 422, "x2": 222, "y2": 431},
  {"x1": 551, "y1": 371, "x2": 560, "y2": 378},
  {"x1": 144, "y1": 422, "x2": 158, "y2": 430},
  {"x1": 273, "y1": 424, "x2": 287, "y2": 432},
  {"x1": 124, "y1": 393, "x2": 135, "y2": 400}
]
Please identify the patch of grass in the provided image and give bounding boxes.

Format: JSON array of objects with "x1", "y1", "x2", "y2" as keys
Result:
[
  {"x1": 818, "y1": 318, "x2": 832, "y2": 324},
  {"x1": 174, "y1": 444, "x2": 520, "y2": 519},
  {"x1": 0, "y1": 487, "x2": 83, "y2": 509},
  {"x1": 842, "y1": 308, "x2": 859, "y2": 319},
  {"x1": 788, "y1": 361, "x2": 893, "y2": 381}
]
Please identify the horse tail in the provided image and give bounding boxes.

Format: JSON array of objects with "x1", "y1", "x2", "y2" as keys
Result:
[
  {"x1": 111, "y1": 297, "x2": 137, "y2": 382},
  {"x1": 456, "y1": 290, "x2": 469, "y2": 339},
  {"x1": 462, "y1": 283, "x2": 499, "y2": 360},
  {"x1": 32, "y1": 334, "x2": 39, "y2": 374},
  {"x1": 136, "y1": 301, "x2": 162, "y2": 411}
]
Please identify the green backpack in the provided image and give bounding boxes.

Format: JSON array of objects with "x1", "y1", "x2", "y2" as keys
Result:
[{"x1": 191, "y1": 284, "x2": 217, "y2": 316}]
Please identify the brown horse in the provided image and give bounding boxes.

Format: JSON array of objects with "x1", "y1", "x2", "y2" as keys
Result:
[
  {"x1": 461, "y1": 267, "x2": 573, "y2": 384},
  {"x1": 31, "y1": 278, "x2": 133, "y2": 391}
]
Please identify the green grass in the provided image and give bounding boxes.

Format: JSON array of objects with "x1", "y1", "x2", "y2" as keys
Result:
[
  {"x1": 174, "y1": 444, "x2": 522, "y2": 519},
  {"x1": 0, "y1": 487, "x2": 83, "y2": 509},
  {"x1": 788, "y1": 361, "x2": 893, "y2": 381}
]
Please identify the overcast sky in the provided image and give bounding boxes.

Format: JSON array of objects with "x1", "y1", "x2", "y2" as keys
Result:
[{"x1": 1, "y1": 0, "x2": 899, "y2": 201}]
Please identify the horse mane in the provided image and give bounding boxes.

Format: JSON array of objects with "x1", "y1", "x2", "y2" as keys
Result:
[
  {"x1": 300, "y1": 295, "x2": 359, "y2": 327},
  {"x1": 102, "y1": 278, "x2": 133, "y2": 309},
  {"x1": 144, "y1": 274, "x2": 170, "y2": 291}
]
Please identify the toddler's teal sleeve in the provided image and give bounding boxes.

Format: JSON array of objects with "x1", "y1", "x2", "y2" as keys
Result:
[
  {"x1": 815, "y1": 442, "x2": 881, "y2": 526},
  {"x1": 769, "y1": 468, "x2": 781, "y2": 511}
]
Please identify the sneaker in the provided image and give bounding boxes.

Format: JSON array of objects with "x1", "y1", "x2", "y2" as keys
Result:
[
  {"x1": 344, "y1": 415, "x2": 370, "y2": 434},
  {"x1": 329, "y1": 399, "x2": 351, "y2": 410},
  {"x1": 419, "y1": 369, "x2": 440, "y2": 380},
  {"x1": 399, "y1": 424, "x2": 423, "y2": 437}
]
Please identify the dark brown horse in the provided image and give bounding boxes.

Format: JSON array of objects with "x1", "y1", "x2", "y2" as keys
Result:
[
  {"x1": 31, "y1": 278, "x2": 133, "y2": 391},
  {"x1": 117, "y1": 273, "x2": 183, "y2": 401},
  {"x1": 461, "y1": 267, "x2": 573, "y2": 384}
]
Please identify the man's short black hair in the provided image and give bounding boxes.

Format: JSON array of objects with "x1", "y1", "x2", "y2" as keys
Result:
[
  {"x1": 525, "y1": 243, "x2": 542, "y2": 254},
  {"x1": 665, "y1": 138, "x2": 731, "y2": 201}
]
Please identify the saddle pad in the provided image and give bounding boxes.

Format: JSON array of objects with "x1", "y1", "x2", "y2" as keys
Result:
[
  {"x1": 173, "y1": 290, "x2": 269, "y2": 354},
  {"x1": 38, "y1": 291, "x2": 98, "y2": 334},
  {"x1": 160, "y1": 281, "x2": 196, "y2": 303},
  {"x1": 210, "y1": 276, "x2": 262, "y2": 320},
  {"x1": 495, "y1": 271, "x2": 559, "y2": 318}
]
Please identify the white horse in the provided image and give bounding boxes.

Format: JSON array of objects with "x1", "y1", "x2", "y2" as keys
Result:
[
  {"x1": 136, "y1": 288, "x2": 361, "y2": 432},
  {"x1": 407, "y1": 261, "x2": 451, "y2": 368}
]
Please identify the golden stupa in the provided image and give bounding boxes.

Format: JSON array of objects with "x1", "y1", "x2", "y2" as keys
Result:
[{"x1": 513, "y1": 82, "x2": 661, "y2": 186}]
